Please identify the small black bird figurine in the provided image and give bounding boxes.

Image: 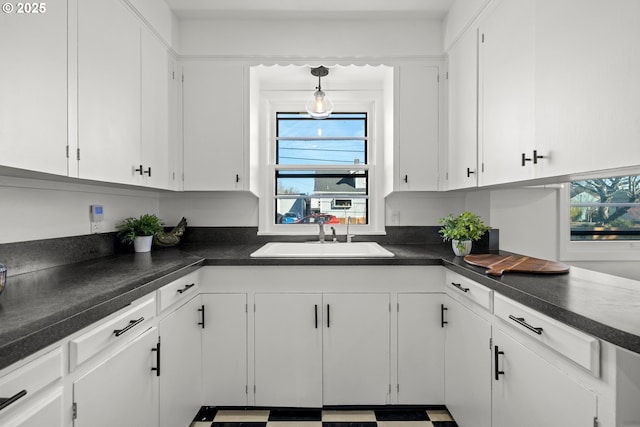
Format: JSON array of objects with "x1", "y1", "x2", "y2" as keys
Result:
[{"x1": 153, "y1": 217, "x2": 187, "y2": 247}]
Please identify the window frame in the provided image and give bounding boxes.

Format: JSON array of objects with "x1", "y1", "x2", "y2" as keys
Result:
[
  {"x1": 258, "y1": 94, "x2": 385, "y2": 236},
  {"x1": 274, "y1": 112, "x2": 369, "y2": 228},
  {"x1": 559, "y1": 177, "x2": 640, "y2": 261}
]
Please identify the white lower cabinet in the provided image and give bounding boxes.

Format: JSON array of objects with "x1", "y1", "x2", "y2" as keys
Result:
[
  {"x1": 158, "y1": 295, "x2": 203, "y2": 427},
  {"x1": 492, "y1": 327, "x2": 597, "y2": 427},
  {"x1": 323, "y1": 293, "x2": 390, "y2": 405},
  {"x1": 72, "y1": 327, "x2": 159, "y2": 427},
  {"x1": 397, "y1": 293, "x2": 446, "y2": 404},
  {"x1": 254, "y1": 293, "x2": 322, "y2": 407},
  {"x1": 254, "y1": 292, "x2": 390, "y2": 407},
  {"x1": 443, "y1": 296, "x2": 491, "y2": 427},
  {"x1": 201, "y1": 293, "x2": 248, "y2": 406},
  {"x1": 0, "y1": 347, "x2": 64, "y2": 427},
  {"x1": 1, "y1": 388, "x2": 63, "y2": 427}
]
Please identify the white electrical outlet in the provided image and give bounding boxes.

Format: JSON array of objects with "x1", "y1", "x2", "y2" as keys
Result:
[
  {"x1": 91, "y1": 222, "x2": 101, "y2": 234},
  {"x1": 391, "y1": 212, "x2": 400, "y2": 225}
]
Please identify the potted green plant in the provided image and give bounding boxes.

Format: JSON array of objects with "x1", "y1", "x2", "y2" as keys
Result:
[
  {"x1": 117, "y1": 214, "x2": 164, "y2": 253},
  {"x1": 438, "y1": 211, "x2": 490, "y2": 256}
]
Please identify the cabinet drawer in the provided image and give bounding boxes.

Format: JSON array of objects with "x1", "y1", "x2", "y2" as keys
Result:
[
  {"x1": 69, "y1": 296, "x2": 155, "y2": 371},
  {"x1": 0, "y1": 347, "x2": 63, "y2": 416},
  {"x1": 493, "y1": 293, "x2": 600, "y2": 375},
  {"x1": 157, "y1": 270, "x2": 199, "y2": 314},
  {"x1": 445, "y1": 271, "x2": 493, "y2": 312}
]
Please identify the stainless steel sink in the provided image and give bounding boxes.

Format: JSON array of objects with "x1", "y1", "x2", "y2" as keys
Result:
[{"x1": 250, "y1": 242, "x2": 395, "y2": 258}]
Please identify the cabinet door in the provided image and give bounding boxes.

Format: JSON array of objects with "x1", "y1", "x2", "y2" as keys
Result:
[
  {"x1": 323, "y1": 293, "x2": 390, "y2": 405},
  {"x1": 444, "y1": 297, "x2": 491, "y2": 427},
  {"x1": 140, "y1": 28, "x2": 170, "y2": 189},
  {"x1": 0, "y1": 388, "x2": 63, "y2": 427},
  {"x1": 0, "y1": 1, "x2": 68, "y2": 176},
  {"x1": 77, "y1": 0, "x2": 141, "y2": 184},
  {"x1": 73, "y1": 327, "x2": 159, "y2": 427},
  {"x1": 159, "y1": 296, "x2": 202, "y2": 427},
  {"x1": 202, "y1": 293, "x2": 248, "y2": 406},
  {"x1": 167, "y1": 56, "x2": 180, "y2": 190},
  {"x1": 182, "y1": 62, "x2": 245, "y2": 191},
  {"x1": 397, "y1": 293, "x2": 445, "y2": 404},
  {"x1": 397, "y1": 65, "x2": 440, "y2": 191},
  {"x1": 492, "y1": 328, "x2": 597, "y2": 427},
  {"x1": 535, "y1": 0, "x2": 640, "y2": 178},
  {"x1": 479, "y1": 0, "x2": 535, "y2": 186},
  {"x1": 447, "y1": 28, "x2": 479, "y2": 190},
  {"x1": 254, "y1": 293, "x2": 322, "y2": 407}
]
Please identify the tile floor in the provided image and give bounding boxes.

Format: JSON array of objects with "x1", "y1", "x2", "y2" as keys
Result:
[{"x1": 190, "y1": 407, "x2": 458, "y2": 427}]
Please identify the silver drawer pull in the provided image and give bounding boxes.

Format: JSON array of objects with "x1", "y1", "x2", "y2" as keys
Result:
[
  {"x1": 509, "y1": 314, "x2": 543, "y2": 335},
  {"x1": 450, "y1": 282, "x2": 470, "y2": 293}
]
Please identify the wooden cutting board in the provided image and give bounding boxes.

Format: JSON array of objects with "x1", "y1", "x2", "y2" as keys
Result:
[{"x1": 463, "y1": 254, "x2": 570, "y2": 277}]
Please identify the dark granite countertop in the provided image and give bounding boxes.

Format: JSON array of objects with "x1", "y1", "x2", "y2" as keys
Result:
[
  {"x1": 0, "y1": 249, "x2": 204, "y2": 370},
  {"x1": 181, "y1": 242, "x2": 640, "y2": 355},
  {"x1": 1, "y1": 239, "x2": 639, "y2": 372}
]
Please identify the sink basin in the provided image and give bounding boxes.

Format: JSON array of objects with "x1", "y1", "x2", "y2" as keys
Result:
[{"x1": 250, "y1": 242, "x2": 395, "y2": 258}]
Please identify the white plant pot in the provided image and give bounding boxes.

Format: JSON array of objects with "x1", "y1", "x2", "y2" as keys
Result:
[
  {"x1": 133, "y1": 235, "x2": 153, "y2": 253},
  {"x1": 452, "y1": 240, "x2": 472, "y2": 256}
]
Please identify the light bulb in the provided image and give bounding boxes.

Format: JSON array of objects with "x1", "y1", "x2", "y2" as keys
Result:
[{"x1": 306, "y1": 89, "x2": 334, "y2": 119}]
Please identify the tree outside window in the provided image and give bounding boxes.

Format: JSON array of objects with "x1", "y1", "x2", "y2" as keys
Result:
[{"x1": 570, "y1": 175, "x2": 640, "y2": 240}]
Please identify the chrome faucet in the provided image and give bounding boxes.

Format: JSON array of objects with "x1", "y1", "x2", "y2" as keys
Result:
[
  {"x1": 346, "y1": 216, "x2": 354, "y2": 243},
  {"x1": 317, "y1": 219, "x2": 325, "y2": 242}
]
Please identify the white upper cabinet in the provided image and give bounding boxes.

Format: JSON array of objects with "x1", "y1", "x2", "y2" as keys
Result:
[
  {"x1": 182, "y1": 62, "x2": 246, "y2": 191},
  {"x1": 447, "y1": 28, "x2": 479, "y2": 190},
  {"x1": 534, "y1": 0, "x2": 640, "y2": 178},
  {"x1": 396, "y1": 65, "x2": 441, "y2": 191},
  {"x1": 0, "y1": 1, "x2": 68, "y2": 176},
  {"x1": 458, "y1": 0, "x2": 640, "y2": 187},
  {"x1": 76, "y1": 0, "x2": 171, "y2": 189},
  {"x1": 141, "y1": 28, "x2": 171, "y2": 189},
  {"x1": 76, "y1": 0, "x2": 141, "y2": 185},
  {"x1": 478, "y1": 0, "x2": 536, "y2": 186}
]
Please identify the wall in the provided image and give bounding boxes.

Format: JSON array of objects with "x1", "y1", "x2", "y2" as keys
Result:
[
  {"x1": 159, "y1": 191, "x2": 467, "y2": 229},
  {"x1": 178, "y1": 17, "x2": 444, "y2": 58},
  {"x1": 159, "y1": 15, "x2": 464, "y2": 230},
  {"x1": 485, "y1": 187, "x2": 559, "y2": 260},
  {"x1": 0, "y1": 175, "x2": 159, "y2": 244},
  {"x1": 127, "y1": 0, "x2": 180, "y2": 50},
  {"x1": 442, "y1": 0, "x2": 491, "y2": 50}
]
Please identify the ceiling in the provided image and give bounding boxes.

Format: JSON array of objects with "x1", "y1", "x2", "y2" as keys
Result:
[{"x1": 165, "y1": 0, "x2": 455, "y2": 20}]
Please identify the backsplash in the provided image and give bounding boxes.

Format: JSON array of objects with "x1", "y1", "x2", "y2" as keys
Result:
[
  {"x1": 0, "y1": 227, "x2": 500, "y2": 278},
  {"x1": 0, "y1": 233, "x2": 119, "y2": 277},
  {"x1": 179, "y1": 225, "x2": 499, "y2": 251}
]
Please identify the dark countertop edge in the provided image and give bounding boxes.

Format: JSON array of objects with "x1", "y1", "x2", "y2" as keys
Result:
[
  {"x1": 0, "y1": 258, "x2": 205, "y2": 371},
  {"x1": 186, "y1": 243, "x2": 640, "y2": 355},
  {"x1": 442, "y1": 259, "x2": 640, "y2": 356},
  {"x1": 2, "y1": 242, "x2": 639, "y2": 372}
]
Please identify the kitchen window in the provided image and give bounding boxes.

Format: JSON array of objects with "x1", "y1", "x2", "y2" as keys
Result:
[
  {"x1": 569, "y1": 175, "x2": 640, "y2": 241},
  {"x1": 560, "y1": 173, "x2": 640, "y2": 261},
  {"x1": 274, "y1": 113, "x2": 369, "y2": 226}
]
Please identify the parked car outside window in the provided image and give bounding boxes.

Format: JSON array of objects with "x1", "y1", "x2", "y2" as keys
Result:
[
  {"x1": 281, "y1": 212, "x2": 302, "y2": 224},
  {"x1": 295, "y1": 214, "x2": 339, "y2": 224}
]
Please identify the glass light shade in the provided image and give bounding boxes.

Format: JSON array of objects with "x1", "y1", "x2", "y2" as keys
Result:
[{"x1": 306, "y1": 89, "x2": 334, "y2": 119}]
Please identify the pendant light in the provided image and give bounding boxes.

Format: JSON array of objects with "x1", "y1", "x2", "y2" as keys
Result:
[{"x1": 305, "y1": 66, "x2": 334, "y2": 119}]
